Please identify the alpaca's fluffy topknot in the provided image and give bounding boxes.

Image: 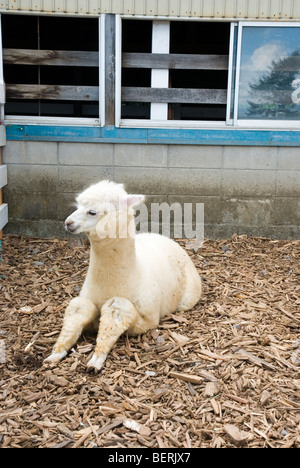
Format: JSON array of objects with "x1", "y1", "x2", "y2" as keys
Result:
[{"x1": 76, "y1": 180, "x2": 127, "y2": 208}]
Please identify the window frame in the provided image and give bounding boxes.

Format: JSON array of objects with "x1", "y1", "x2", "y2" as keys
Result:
[
  {"x1": 2, "y1": 14, "x2": 105, "y2": 127},
  {"x1": 233, "y1": 21, "x2": 300, "y2": 129},
  {"x1": 117, "y1": 15, "x2": 232, "y2": 129}
]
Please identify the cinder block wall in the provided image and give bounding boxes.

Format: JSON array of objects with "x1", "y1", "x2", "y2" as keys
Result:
[{"x1": 3, "y1": 141, "x2": 300, "y2": 239}]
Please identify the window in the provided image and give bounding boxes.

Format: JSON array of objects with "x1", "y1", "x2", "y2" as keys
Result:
[
  {"x1": 2, "y1": 14, "x2": 100, "y2": 123},
  {"x1": 119, "y1": 19, "x2": 300, "y2": 129},
  {"x1": 120, "y1": 19, "x2": 230, "y2": 125},
  {"x1": 2, "y1": 15, "x2": 300, "y2": 130},
  {"x1": 233, "y1": 22, "x2": 300, "y2": 127}
]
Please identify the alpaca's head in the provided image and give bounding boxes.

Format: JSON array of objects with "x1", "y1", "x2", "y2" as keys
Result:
[{"x1": 65, "y1": 180, "x2": 145, "y2": 237}]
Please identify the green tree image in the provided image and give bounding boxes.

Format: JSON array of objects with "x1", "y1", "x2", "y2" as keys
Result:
[{"x1": 247, "y1": 51, "x2": 300, "y2": 119}]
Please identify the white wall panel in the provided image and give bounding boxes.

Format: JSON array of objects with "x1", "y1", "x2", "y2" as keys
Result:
[
  {"x1": 123, "y1": 0, "x2": 134, "y2": 14},
  {"x1": 282, "y1": 0, "x2": 293, "y2": 18},
  {"x1": 214, "y1": 0, "x2": 226, "y2": 17},
  {"x1": 0, "y1": 0, "x2": 300, "y2": 19},
  {"x1": 0, "y1": 203, "x2": 8, "y2": 231},
  {"x1": 191, "y1": 0, "x2": 202, "y2": 17},
  {"x1": 293, "y1": 0, "x2": 300, "y2": 18},
  {"x1": 146, "y1": 0, "x2": 158, "y2": 16},
  {"x1": 0, "y1": 165, "x2": 7, "y2": 190},
  {"x1": 133, "y1": 0, "x2": 145, "y2": 16},
  {"x1": 202, "y1": 0, "x2": 214, "y2": 17},
  {"x1": 43, "y1": 0, "x2": 54, "y2": 11}
]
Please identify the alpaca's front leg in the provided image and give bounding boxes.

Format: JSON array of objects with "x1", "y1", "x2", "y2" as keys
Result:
[
  {"x1": 87, "y1": 297, "x2": 138, "y2": 373},
  {"x1": 44, "y1": 297, "x2": 98, "y2": 364}
]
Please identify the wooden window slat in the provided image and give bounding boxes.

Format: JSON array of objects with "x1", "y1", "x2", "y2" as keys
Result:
[
  {"x1": 3, "y1": 49, "x2": 99, "y2": 67},
  {"x1": 6, "y1": 84, "x2": 99, "y2": 101},
  {"x1": 122, "y1": 87, "x2": 227, "y2": 105},
  {"x1": 122, "y1": 53, "x2": 229, "y2": 70}
]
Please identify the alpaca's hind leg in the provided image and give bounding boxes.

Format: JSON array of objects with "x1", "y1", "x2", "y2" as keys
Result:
[
  {"x1": 178, "y1": 262, "x2": 202, "y2": 311},
  {"x1": 87, "y1": 297, "x2": 138, "y2": 373},
  {"x1": 44, "y1": 297, "x2": 98, "y2": 364}
]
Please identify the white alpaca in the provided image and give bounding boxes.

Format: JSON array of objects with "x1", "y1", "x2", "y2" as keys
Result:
[{"x1": 45, "y1": 180, "x2": 201, "y2": 372}]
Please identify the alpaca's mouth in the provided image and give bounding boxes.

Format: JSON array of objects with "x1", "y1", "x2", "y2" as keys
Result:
[{"x1": 65, "y1": 223, "x2": 79, "y2": 233}]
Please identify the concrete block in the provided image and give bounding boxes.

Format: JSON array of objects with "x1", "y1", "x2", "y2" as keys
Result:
[
  {"x1": 278, "y1": 147, "x2": 300, "y2": 171},
  {"x1": 274, "y1": 198, "x2": 300, "y2": 225},
  {"x1": 195, "y1": 222, "x2": 300, "y2": 240},
  {"x1": 168, "y1": 145, "x2": 222, "y2": 168},
  {"x1": 221, "y1": 198, "x2": 275, "y2": 227},
  {"x1": 168, "y1": 195, "x2": 223, "y2": 225},
  {"x1": 222, "y1": 170, "x2": 277, "y2": 197},
  {"x1": 6, "y1": 192, "x2": 58, "y2": 220},
  {"x1": 223, "y1": 146, "x2": 277, "y2": 170},
  {"x1": 168, "y1": 168, "x2": 222, "y2": 196},
  {"x1": 3, "y1": 141, "x2": 58, "y2": 165},
  {"x1": 58, "y1": 193, "x2": 78, "y2": 220},
  {"x1": 133, "y1": 194, "x2": 170, "y2": 234},
  {"x1": 59, "y1": 165, "x2": 114, "y2": 192},
  {"x1": 6, "y1": 164, "x2": 58, "y2": 193},
  {"x1": 114, "y1": 144, "x2": 167, "y2": 167},
  {"x1": 276, "y1": 171, "x2": 300, "y2": 197},
  {"x1": 4, "y1": 219, "x2": 68, "y2": 239},
  {"x1": 115, "y1": 167, "x2": 169, "y2": 194},
  {"x1": 59, "y1": 142, "x2": 113, "y2": 166}
]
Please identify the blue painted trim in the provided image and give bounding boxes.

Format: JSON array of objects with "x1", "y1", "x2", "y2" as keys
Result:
[{"x1": 5, "y1": 124, "x2": 300, "y2": 146}]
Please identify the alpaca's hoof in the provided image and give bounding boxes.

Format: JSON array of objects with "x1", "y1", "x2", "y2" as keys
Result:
[
  {"x1": 87, "y1": 352, "x2": 107, "y2": 373},
  {"x1": 44, "y1": 350, "x2": 67, "y2": 365}
]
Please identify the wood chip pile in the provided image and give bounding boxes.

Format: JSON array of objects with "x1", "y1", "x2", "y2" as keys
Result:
[{"x1": 0, "y1": 234, "x2": 299, "y2": 448}]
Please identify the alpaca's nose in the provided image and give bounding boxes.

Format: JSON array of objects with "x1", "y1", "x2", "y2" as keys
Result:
[{"x1": 65, "y1": 218, "x2": 77, "y2": 232}]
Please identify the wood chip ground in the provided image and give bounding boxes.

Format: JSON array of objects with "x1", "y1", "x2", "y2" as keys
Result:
[{"x1": 0, "y1": 234, "x2": 299, "y2": 448}]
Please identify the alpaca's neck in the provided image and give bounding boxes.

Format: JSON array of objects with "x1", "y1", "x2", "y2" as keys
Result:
[
  {"x1": 88, "y1": 235, "x2": 137, "y2": 277},
  {"x1": 86, "y1": 210, "x2": 138, "y2": 283}
]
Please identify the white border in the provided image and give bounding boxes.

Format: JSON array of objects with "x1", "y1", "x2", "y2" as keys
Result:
[
  {"x1": 233, "y1": 21, "x2": 243, "y2": 126},
  {"x1": 3, "y1": 116, "x2": 100, "y2": 126},
  {"x1": 226, "y1": 22, "x2": 237, "y2": 125},
  {"x1": 119, "y1": 119, "x2": 228, "y2": 129}
]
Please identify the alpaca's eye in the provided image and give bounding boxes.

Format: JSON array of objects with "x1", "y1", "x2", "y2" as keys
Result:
[{"x1": 88, "y1": 210, "x2": 97, "y2": 216}]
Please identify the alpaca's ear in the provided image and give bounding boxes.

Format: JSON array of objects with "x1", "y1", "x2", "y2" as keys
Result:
[
  {"x1": 118, "y1": 194, "x2": 145, "y2": 210},
  {"x1": 126, "y1": 194, "x2": 145, "y2": 207}
]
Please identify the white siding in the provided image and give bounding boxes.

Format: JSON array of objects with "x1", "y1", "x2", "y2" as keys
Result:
[
  {"x1": 0, "y1": 0, "x2": 300, "y2": 19},
  {"x1": 0, "y1": 203, "x2": 8, "y2": 231},
  {"x1": 0, "y1": 165, "x2": 7, "y2": 189}
]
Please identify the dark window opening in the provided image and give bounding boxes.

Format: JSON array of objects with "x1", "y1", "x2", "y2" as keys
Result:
[
  {"x1": 121, "y1": 20, "x2": 152, "y2": 119},
  {"x1": 2, "y1": 14, "x2": 99, "y2": 119},
  {"x1": 122, "y1": 20, "x2": 152, "y2": 53},
  {"x1": 170, "y1": 21, "x2": 230, "y2": 55},
  {"x1": 170, "y1": 21, "x2": 230, "y2": 121},
  {"x1": 170, "y1": 69, "x2": 228, "y2": 90}
]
